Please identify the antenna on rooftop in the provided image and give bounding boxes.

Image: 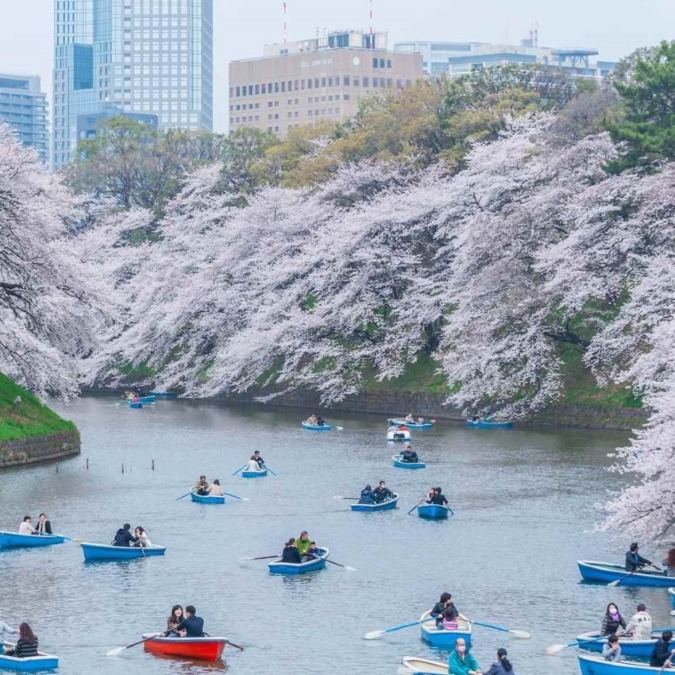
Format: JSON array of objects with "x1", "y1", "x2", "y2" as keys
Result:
[
  {"x1": 369, "y1": 0, "x2": 374, "y2": 49},
  {"x1": 283, "y1": 2, "x2": 287, "y2": 45}
]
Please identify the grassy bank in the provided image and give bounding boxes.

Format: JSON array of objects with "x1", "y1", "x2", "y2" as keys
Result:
[{"x1": 0, "y1": 373, "x2": 77, "y2": 442}]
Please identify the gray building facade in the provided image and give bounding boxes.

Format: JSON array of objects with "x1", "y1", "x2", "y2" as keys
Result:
[
  {"x1": 53, "y1": 0, "x2": 213, "y2": 168},
  {"x1": 0, "y1": 74, "x2": 49, "y2": 161}
]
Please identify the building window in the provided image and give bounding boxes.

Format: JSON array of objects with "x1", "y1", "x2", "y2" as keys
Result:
[
  {"x1": 262, "y1": 84, "x2": 266, "y2": 94},
  {"x1": 387, "y1": 59, "x2": 392, "y2": 68},
  {"x1": 281, "y1": 82, "x2": 285, "y2": 92},
  {"x1": 343, "y1": 94, "x2": 350, "y2": 100},
  {"x1": 363, "y1": 77, "x2": 369, "y2": 87},
  {"x1": 373, "y1": 58, "x2": 378, "y2": 68},
  {"x1": 301, "y1": 79, "x2": 305, "y2": 89},
  {"x1": 307, "y1": 79, "x2": 312, "y2": 89},
  {"x1": 321, "y1": 77, "x2": 326, "y2": 87},
  {"x1": 354, "y1": 78, "x2": 360, "y2": 87},
  {"x1": 343, "y1": 75, "x2": 350, "y2": 86},
  {"x1": 274, "y1": 82, "x2": 279, "y2": 93},
  {"x1": 255, "y1": 84, "x2": 260, "y2": 94},
  {"x1": 328, "y1": 77, "x2": 333, "y2": 86}
]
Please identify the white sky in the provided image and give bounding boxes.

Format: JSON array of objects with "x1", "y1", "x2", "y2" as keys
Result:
[{"x1": 0, "y1": 0, "x2": 673, "y2": 133}]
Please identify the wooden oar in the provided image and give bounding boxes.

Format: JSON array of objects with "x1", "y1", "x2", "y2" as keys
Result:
[
  {"x1": 364, "y1": 619, "x2": 423, "y2": 640},
  {"x1": 232, "y1": 465, "x2": 247, "y2": 476},
  {"x1": 546, "y1": 634, "x2": 606, "y2": 655},
  {"x1": 469, "y1": 618, "x2": 530, "y2": 638},
  {"x1": 659, "y1": 656, "x2": 673, "y2": 674},
  {"x1": 407, "y1": 499, "x2": 425, "y2": 515},
  {"x1": 175, "y1": 492, "x2": 192, "y2": 501},
  {"x1": 334, "y1": 496, "x2": 359, "y2": 500},
  {"x1": 106, "y1": 631, "x2": 165, "y2": 656},
  {"x1": 60, "y1": 535, "x2": 84, "y2": 543},
  {"x1": 222, "y1": 491, "x2": 249, "y2": 501},
  {"x1": 263, "y1": 465, "x2": 277, "y2": 476},
  {"x1": 239, "y1": 555, "x2": 278, "y2": 562},
  {"x1": 326, "y1": 559, "x2": 357, "y2": 572},
  {"x1": 608, "y1": 570, "x2": 637, "y2": 587}
]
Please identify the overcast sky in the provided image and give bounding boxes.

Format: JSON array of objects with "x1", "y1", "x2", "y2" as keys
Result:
[{"x1": 1, "y1": 0, "x2": 673, "y2": 133}]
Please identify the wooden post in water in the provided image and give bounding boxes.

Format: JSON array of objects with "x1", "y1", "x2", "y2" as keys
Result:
[
  {"x1": 151, "y1": 459, "x2": 155, "y2": 471},
  {"x1": 121, "y1": 463, "x2": 125, "y2": 474},
  {"x1": 86, "y1": 458, "x2": 89, "y2": 470}
]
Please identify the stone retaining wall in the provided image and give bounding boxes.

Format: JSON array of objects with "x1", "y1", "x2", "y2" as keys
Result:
[{"x1": 0, "y1": 431, "x2": 81, "y2": 469}]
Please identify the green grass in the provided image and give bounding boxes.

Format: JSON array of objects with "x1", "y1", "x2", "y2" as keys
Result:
[{"x1": 0, "y1": 373, "x2": 78, "y2": 442}]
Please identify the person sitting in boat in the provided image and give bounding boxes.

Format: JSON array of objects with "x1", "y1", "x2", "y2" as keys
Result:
[
  {"x1": 443, "y1": 607, "x2": 459, "y2": 631},
  {"x1": 359, "y1": 484, "x2": 376, "y2": 504},
  {"x1": 663, "y1": 549, "x2": 675, "y2": 576},
  {"x1": 18, "y1": 516, "x2": 35, "y2": 536},
  {"x1": 316, "y1": 416, "x2": 325, "y2": 426},
  {"x1": 297, "y1": 531, "x2": 312, "y2": 556},
  {"x1": 194, "y1": 475, "x2": 210, "y2": 496},
  {"x1": 625, "y1": 542, "x2": 654, "y2": 572},
  {"x1": 650, "y1": 629, "x2": 674, "y2": 667},
  {"x1": 208, "y1": 479, "x2": 223, "y2": 496},
  {"x1": 602, "y1": 634, "x2": 621, "y2": 662},
  {"x1": 251, "y1": 451, "x2": 265, "y2": 469},
  {"x1": 400, "y1": 445, "x2": 419, "y2": 463},
  {"x1": 302, "y1": 542, "x2": 320, "y2": 562},
  {"x1": 0, "y1": 620, "x2": 18, "y2": 639},
  {"x1": 484, "y1": 647, "x2": 515, "y2": 674},
  {"x1": 625, "y1": 602, "x2": 653, "y2": 641},
  {"x1": 306, "y1": 414, "x2": 318, "y2": 425},
  {"x1": 281, "y1": 538, "x2": 302, "y2": 564},
  {"x1": 448, "y1": 637, "x2": 482, "y2": 675},
  {"x1": 601, "y1": 603, "x2": 627, "y2": 635},
  {"x1": 373, "y1": 480, "x2": 394, "y2": 503},
  {"x1": 405, "y1": 413, "x2": 415, "y2": 422},
  {"x1": 166, "y1": 605, "x2": 183, "y2": 635},
  {"x1": 417, "y1": 417, "x2": 425, "y2": 425},
  {"x1": 177, "y1": 605, "x2": 205, "y2": 638},
  {"x1": 134, "y1": 526, "x2": 152, "y2": 547},
  {"x1": 112, "y1": 523, "x2": 138, "y2": 547},
  {"x1": 428, "y1": 487, "x2": 449, "y2": 506},
  {"x1": 431, "y1": 592, "x2": 454, "y2": 628},
  {"x1": 34, "y1": 513, "x2": 52, "y2": 536},
  {"x1": 4, "y1": 622, "x2": 39, "y2": 658}
]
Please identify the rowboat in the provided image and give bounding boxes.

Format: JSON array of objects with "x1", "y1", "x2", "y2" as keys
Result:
[
  {"x1": 578, "y1": 653, "x2": 668, "y2": 674},
  {"x1": 241, "y1": 466, "x2": 268, "y2": 478},
  {"x1": 0, "y1": 644, "x2": 58, "y2": 672},
  {"x1": 0, "y1": 532, "x2": 66, "y2": 549},
  {"x1": 419, "y1": 611, "x2": 472, "y2": 648},
  {"x1": 80, "y1": 542, "x2": 166, "y2": 561},
  {"x1": 387, "y1": 429, "x2": 411, "y2": 442},
  {"x1": 190, "y1": 489, "x2": 225, "y2": 504},
  {"x1": 401, "y1": 657, "x2": 447, "y2": 674},
  {"x1": 389, "y1": 418, "x2": 434, "y2": 430},
  {"x1": 417, "y1": 504, "x2": 451, "y2": 520},
  {"x1": 149, "y1": 391, "x2": 177, "y2": 398},
  {"x1": 128, "y1": 401, "x2": 143, "y2": 409},
  {"x1": 142, "y1": 634, "x2": 227, "y2": 661},
  {"x1": 576, "y1": 631, "x2": 671, "y2": 658},
  {"x1": 577, "y1": 560, "x2": 674, "y2": 587},
  {"x1": 465, "y1": 419, "x2": 513, "y2": 429},
  {"x1": 392, "y1": 454, "x2": 426, "y2": 469},
  {"x1": 351, "y1": 494, "x2": 399, "y2": 512},
  {"x1": 669, "y1": 587, "x2": 675, "y2": 611},
  {"x1": 268, "y1": 547, "x2": 329, "y2": 575},
  {"x1": 137, "y1": 395, "x2": 156, "y2": 404},
  {"x1": 302, "y1": 421, "x2": 331, "y2": 431}
]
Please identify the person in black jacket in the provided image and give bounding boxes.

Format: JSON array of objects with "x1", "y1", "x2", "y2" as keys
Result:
[
  {"x1": 112, "y1": 523, "x2": 138, "y2": 547},
  {"x1": 359, "y1": 485, "x2": 376, "y2": 504},
  {"x1": 177, "y1": 606, "x2": 205, "y2": 638},
  {"x1": 34, "y1": 513, "x2": 52, "y2": 536},
  {"x1": 428, "y1": 487, "x2": 448, "y2": 506},
  {"x1": 430, "y1": 592, "x2": 458, "y2": 628},
  {"x1": 625, "y1": 542, "x2": 653, "y2": 572},
  {"x1": 281, "y1": 538, "x2": 301, "y2": 564},
  {"x1": 373, "y1": 481, "x2": 393, "y2": 503},
  {"x1": 601, "y1": 603, "x2": 627, "y2": 636},
  {"x1": 650, "y1": 630, "x2": 674, "y2": 667}
]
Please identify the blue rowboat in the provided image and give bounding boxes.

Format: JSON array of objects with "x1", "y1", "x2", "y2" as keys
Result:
[
  {"x1": 190, "y1": 489, "x2": 225, "y2": 504},
  {"x1": 392, "y1": 455, "x2": 426, "y2": 470},
  {"x1": 420, "y1": 611, "x2": 472, "y2": 648},
  {"x1": 128, "y1": 401, "x2": 143, "y2": 409},
  {"x1": 351, "y1": 494, "x2": 399, "y2": 512},
  {"x1": 241, "y1": 467, "x2": 268, "y2": 478},
  {"x1": 417, "y1": 504, "x2": 451, "y2": 520},
  {"x1": 576, "y1": 631, "x2": 670, "y2": 658},
  {"x1": 578, "y1": 560, "x2": 673, "y2": 587},
  {"x1": 149, "y1": 391, "x2": 177, "y2": 398},
  {"x1": 302, "y1": 422, "x2": 332, "y2": 431},
  {"x1": 268, "y1": 547, "x2": 329, "y2": 575},
  {"x1": 465, "y1": 420, "x2": 513, "y2": 429},
  {"x1": 389, "y1": 418, "x2": 434, "y2": 430},
  {"x1": 0, "y1": 532, "x2": 65, "y2": 549},
  {"x1": 0, "y1": 644, "x2": 58, "y2": 672},
  {"x1": 80, "y1": 542, "x2": 166, "y2": 561},
  {"x1": 138, "y1": 395, "x2": 156, "y2": 404},
  {"x1": 578, "y1": 653, "x2": 666, "y2": 674},
  {"x1": 401, "y1": 657, "x2": 446, "y2": 674},
  {"x1": 387, "y1": 429, "x2": 411, "y2": 442}
]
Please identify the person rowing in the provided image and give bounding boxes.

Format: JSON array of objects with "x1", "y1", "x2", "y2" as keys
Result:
[
  {"x1": 194, "y1": 475, "x2": 210, "y2": 496},
  {"x1": 625, "y1": 542, "x2": 657, "y2": 572},
  {"x1": 624, "y1": 602, "x2": 653, "y2": 641},
  {"x1": 176, "y1": 605, "x2": 205, "y2": 637},
  {"x1": 306, "y1": 414, "x2": 318, "y2": 425},
  {"x1": 244, "y1": 451, "x2": 265, "y2": 472},
  {"x1": 405, "y1": 413, "x2": 415, "y2": 422},
  {"x1": 112, "y1": 523, "x2": 138, "y2": 547},
  {"x1": 373, "y1": 480, "x2": 394, "y2": 503},
  {"x1": 18, "y1": 516, "x2": 35, "y2": 536},
  {"x1": 281, "y1": 538, "x2": 301, "y2": 564},
  {"x1": 427, "y1": 487, "x2": 448, "y2": 507},
  {"x1": 359, "y1": 484, "x2": 376, "y2": 504},
  {"x1": 134, "y1": 526, "x2": 152, "y2": 547},
  {"x1": 400, "y1": 444, "x2": 419, "y2": 463},
  {"x1": 430, "y1": 592, "x2": 458, "y2": 628}
]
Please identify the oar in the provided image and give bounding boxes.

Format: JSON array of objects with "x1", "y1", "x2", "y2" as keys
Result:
[
  {"x1": 175, "y1": 492, "x2": 192, "y2": 501},
  {"x1": 335, "y1": 426, "x2": 344, "y2": 431},
  {"x1": 334, "y1": 496, "x2": 360, "y2": 500},
  {"x1": 106, "y1": 631, "x2": 164, "y2": 656},
  {"x1": 232, "y1": 465, "x2": 247, "y2": 476},
  {"x1": 326, "y1": 559, "x2": 357, "y2": 572},
  {"x1": 364, "y1": 619, "x2": 424, "y2": 640},
  {"x1": 59, "y1": 535, "x2": 84, "y2": 543},
  {"x1": 546, "y1": 634, "x2": 606, "y2": 655},
  {"x1": 659, "y1": 656, "x2": 673, "y2": 675},
  {"x1": 407, "y1": 499, "x2": 425, "y2": 515},
  {"x1": 469, "y1": 619, "x2": 530, "y2": 638},
  {"x1": 223, "y1": 491, "x2": 249, "y2": 501},
  {"x1": 608, "y1": 570, "x2": 637, "y2": 587},
  {"x1": 239, "y1": 555, "x2": 278, "y2": 562},
  {"x1": 446, "y1": 505, "x2": 455, "y2": 516},
  {"x1": 263, "y1": 465, "x2": 277, "y2": 476},
  {"x1": 225, "y1": 639, "x2": 245, "y2": 651}
]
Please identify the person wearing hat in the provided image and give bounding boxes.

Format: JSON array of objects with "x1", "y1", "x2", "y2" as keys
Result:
[
  {"x1": 359, "y1": 484, "x2": 376, "y2": 504},
  {"x1": 625, "y1": 542, "x2": 654, "y2": 572},
  {"x1": 484, "y1": 647, "x2": 515, "y2": 674}
]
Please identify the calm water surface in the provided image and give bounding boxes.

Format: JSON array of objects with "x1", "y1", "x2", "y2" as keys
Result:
[{"x1": 1, "y1": 398, "x2": 670, "y2": 675}]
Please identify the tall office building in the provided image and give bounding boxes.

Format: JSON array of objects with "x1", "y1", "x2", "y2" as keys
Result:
[
  {"x1": 0, "y1": 74, "x2": 49, "y2": 161},
  {"x1": 229, "y1": 30, "x2": 423, "y2": 137},
  {"x1": 53, "y1": 0, "x2": 213, "y2": 168}
]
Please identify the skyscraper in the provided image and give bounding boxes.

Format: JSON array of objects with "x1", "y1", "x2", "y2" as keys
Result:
[
  {"x1": 0, "y1": 74, "x2": 49, "y2": 161},
  {"x1": 53, "y1": 0, "x2": 213, "y2": 169}
]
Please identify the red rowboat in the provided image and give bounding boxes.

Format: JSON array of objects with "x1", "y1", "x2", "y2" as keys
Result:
[{"x1": 142, "y1": 634, "x2": 227, "y2": 660}]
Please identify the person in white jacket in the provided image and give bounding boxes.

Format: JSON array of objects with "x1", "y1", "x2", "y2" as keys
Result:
[
  {"x1": 18, "y1": 516, "x2": 35, "y2": 535},
  {"x1": 0, "y1": 621, "x2": 17, "y2": 638},
  {"x1": 624, "y1": 603, "x2": 653, "y2": 641}
]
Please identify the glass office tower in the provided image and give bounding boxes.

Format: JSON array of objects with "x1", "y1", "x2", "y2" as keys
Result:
[{"x1": 53, "y1": 0, "x2": 213, "y2": 168}]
